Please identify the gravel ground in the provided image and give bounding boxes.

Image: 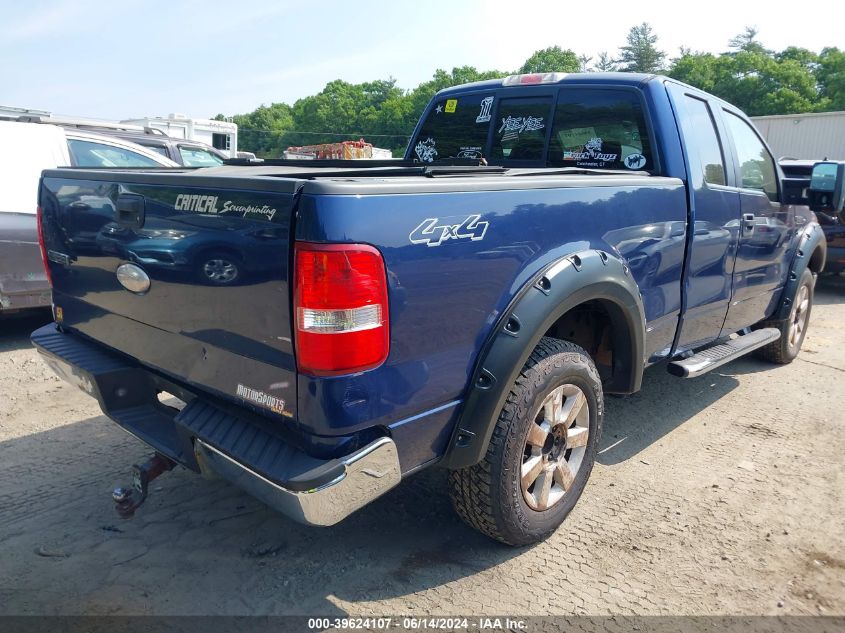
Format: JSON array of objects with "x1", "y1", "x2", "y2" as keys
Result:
[{"x1": 0, "y1": 277, "x2": 843, "y2": 617}]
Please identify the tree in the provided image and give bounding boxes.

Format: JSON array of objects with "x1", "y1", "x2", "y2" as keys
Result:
[
  {"x1": 518, "y1": 46, "x2": 580, "y2": 74},
  {"x1": 594, "y1": 52, "x2": 617, "y2": 72},
  {"x1": 618, "y1": 23, "x2": 666, "y2": 73},
  {"x1": 578, "y1": 54, "x2": 592, "y2": 73},
  {"x1": 728, "y1": 26, "x2": 768, "y2": 54},
  {"x1": 816, "y1": 47, "x2": 845, "y2": 111}
]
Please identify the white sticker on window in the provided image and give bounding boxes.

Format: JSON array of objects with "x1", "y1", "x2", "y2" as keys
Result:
[
  {"x1": 476, "y1": 96, "x2": 494, "y2": 123},
  {"x1": 624, "y1": 153, "x2": 647, "y2": 169},
  {"x1": 414, "y1": 137, "x2": 438, "y2": 163},
  {"x1": 498, "y1": 116, "x2": 545, "y2": 143}
]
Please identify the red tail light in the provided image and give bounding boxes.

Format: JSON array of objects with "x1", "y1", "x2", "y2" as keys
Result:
[
  {"x1": 36, "y1": 206, "x2": 53, "y2": 287},
  {"x1": 294, "y1": 242, "x2": 389, "y2": 376}
]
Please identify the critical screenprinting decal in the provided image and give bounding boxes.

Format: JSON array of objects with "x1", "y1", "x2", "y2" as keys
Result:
[
  {"x1": 476, "y1": 96, "x2": 494, "y2": 123},
  {"x1": 409, "y1": 214, "x2": 489, "y2": 247},
  {"x1": 414, "y1": 137, "x2": 438, "y2": 163},
  {"x1": 173, "y1": 194, "x2": 279, "y2": 221},
  {"x1": 563, "y1": 137, "x2": 618, "y2": 166}
]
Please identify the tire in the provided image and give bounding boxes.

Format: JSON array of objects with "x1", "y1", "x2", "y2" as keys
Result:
[
  {"x1": 448, "y1": 338, "x2": 603, "y2": 546},
  {"x1": 754, "y1": 267, "x2": 814, "y2": 364},
  {"x1": 196, "y1": 251, "x2": 241, "y2": 285}
]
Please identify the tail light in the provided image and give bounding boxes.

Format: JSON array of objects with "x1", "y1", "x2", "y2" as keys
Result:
[
  {"x1": 36, "y1": 206, "x2": 53, "y2": 287},
  {"x1": 294, "y1": 242, "x2": 389, "y2": 376}
]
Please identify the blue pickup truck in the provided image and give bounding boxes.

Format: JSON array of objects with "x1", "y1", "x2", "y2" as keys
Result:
[{"x1": 32, "y1": 73, "x2": 840, "y2": 546}]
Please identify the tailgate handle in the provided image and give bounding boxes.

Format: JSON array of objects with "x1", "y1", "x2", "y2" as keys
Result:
[{"x1": 116, "y1": 194, "x2": 145, "y2": 228}]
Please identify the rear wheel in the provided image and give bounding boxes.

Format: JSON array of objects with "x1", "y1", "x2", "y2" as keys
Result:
[
  {"x1": 755, "y1": 267, "x2": 814, "y2": 364},
  {"x1": 448, "y1": 338, "x2": 603, "y2": 546}
]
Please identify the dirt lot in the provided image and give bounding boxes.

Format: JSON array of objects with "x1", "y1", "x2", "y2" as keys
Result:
[{"x1": 1, "y1": 277, "x2": 844, "y2": 617}]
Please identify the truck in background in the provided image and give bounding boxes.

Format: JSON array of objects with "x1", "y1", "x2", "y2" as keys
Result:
[{"x1": 283, "y1": 139, "x2": 394, "y2": 160}]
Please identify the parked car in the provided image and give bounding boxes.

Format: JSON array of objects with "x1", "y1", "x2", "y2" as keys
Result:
[
  {"x1": 56, "y1": 124, "x2": 228, "y2": 167},
  {"x1": 0, "y1": 120, "x2": 177, "y2": 313},
  {"x1": 780, "y1": 159, "x2": 845, "y2": 273},
  {"x1": 33, "y1": 73, "x2": 832, "y2": 546}
]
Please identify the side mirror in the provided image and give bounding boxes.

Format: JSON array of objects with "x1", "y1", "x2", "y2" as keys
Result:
[{"x1": 808, "y1": 161, "x2": 845, "y2": 216}]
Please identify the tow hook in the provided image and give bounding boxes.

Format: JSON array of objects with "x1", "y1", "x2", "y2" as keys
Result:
[{"x1": 112, "y1": 453, "x2": 176, "y2": 518}]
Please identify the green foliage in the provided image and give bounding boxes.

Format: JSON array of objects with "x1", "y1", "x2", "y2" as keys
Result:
[
  {"x1": 816, "y1": 47, "x2": 845, "y2": 110},
  {"x1": 618, "y1": 23, "x2": 666, "y2": 73},
  {"x1": 221, "y1": 26, "x2": 842, "y2": 157},
  {"x1": 518, "y1": 46, "x2": 580, "y2": 74}
]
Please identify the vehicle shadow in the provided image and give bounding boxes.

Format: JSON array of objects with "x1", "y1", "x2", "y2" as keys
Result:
[
  {"x1": 598, "y1": 366, "x2": 739, "y2": 465},
  {"x1": 0, "y1": 415, "x2": 523, "y2": 617},
  {"x1": 0, "y1": 309, "x2": 52, "y2": 352}
]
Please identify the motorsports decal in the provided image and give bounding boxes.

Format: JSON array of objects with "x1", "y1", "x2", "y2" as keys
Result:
[
  {"x1": 409, "y1": 214, "x2": 489, "y2": 247},
  {"x1": 236, "y1": 383, "x2": 286, "y2": 415}
]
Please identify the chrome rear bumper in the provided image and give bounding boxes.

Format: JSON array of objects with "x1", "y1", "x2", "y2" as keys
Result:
[{"x1": 195, "y1": 436, "x2": 402, "y2": 526}]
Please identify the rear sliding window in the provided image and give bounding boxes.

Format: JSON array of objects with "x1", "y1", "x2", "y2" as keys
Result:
[{"x1": 411, "y1": 87, "x2": 653, "y2": 170}]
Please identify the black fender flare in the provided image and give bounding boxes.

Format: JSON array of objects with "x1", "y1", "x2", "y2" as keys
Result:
[
  {"x1": 441, "y1": 249, "x2": 646, "y2": 470},
  {"x1": 772, "y1": 221, "x2": 826, "y2": 322}
]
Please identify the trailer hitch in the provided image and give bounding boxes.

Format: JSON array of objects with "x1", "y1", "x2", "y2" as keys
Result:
[{"x1": 112, "y1": 453, "x2": 176, "y2": 518}]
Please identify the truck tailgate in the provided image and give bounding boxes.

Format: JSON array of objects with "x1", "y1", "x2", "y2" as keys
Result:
[{"x1": 39, "y1": 173, "x2": 301, "y2": 420}]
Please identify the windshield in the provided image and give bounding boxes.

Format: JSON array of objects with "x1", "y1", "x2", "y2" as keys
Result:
[
  {"x1": 410, "y1": 87, "x2": 654, "y2": 171},
  {"x1": 178, "y1": 145, "x2": 224, "y2": 167}
]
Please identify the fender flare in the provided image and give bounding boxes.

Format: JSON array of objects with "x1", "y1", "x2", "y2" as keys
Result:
[
  {"x1": 773, "y1": 222, "x2": 826, "y2": 322},
  {"x1": 441, "y1": 249, "x2": 646, "y2": 470}
]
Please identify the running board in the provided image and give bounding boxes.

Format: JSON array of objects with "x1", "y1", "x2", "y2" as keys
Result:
[{"x1": 667, "y1": 328, "x2": 781, "y2": 378}]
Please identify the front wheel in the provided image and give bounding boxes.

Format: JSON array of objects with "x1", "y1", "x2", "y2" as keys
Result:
[
  {"x1": 448, "y1": 338, "x2": 603, "y2": 546},
  {"x1": 754, "y1": 267, "x2": 814, "y2": 364}
]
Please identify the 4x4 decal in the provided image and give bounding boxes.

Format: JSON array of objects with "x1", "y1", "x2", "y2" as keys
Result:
[{"x1": 409, "y1": 214, "x2": 489, "y2": 247}]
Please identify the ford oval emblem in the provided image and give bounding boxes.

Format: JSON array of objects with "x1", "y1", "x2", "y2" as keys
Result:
[{"x1": 116, "y1": 263, "x2": 151, "y2": 294}]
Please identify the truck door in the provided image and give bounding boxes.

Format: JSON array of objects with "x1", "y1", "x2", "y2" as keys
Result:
[
  {"x1": 718, "y1": 108, "x2": 794, "y2": 333},
  {"x1": 666, "y1": 84, "x2": 740, "y2": 350}
]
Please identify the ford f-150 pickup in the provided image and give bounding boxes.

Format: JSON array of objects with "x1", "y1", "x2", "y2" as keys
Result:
[{"x1": 32, "y1": 72, "x2": 841, "y2": 545}]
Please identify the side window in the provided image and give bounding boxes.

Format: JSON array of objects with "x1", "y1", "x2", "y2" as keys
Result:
[
  {"x1": 490, "y1": 96, "x2": 552, "y2": 161},
  {"x1": 67, "y1": 139, "x2": 161, "y2": 167},
  {"x1": 550, "y1": 89, "x2": 653, "y2": 171},
  {"x1": 411, "y1": 92, "x2": 495, "y2": 163},
  {"x1": 178, "y1": 145, "x2": 224, "y2": 167},
  {"x1": 680, "y1": 96, "x2": 726, "y2": 185},
  {"x1": 723, "y1": 111, "x2": 778, "y2": 202},
  {"x1": 144, "y1": 144, "x2": 169, "y2": 157}
]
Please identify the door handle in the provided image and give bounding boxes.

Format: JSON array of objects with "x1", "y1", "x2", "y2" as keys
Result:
[
  {"x1": 742, "y1": 213, "x2": 755, "y2": 232},
  {"x1": 115, "y1": 194, "x2": 145, "y2": 229}
]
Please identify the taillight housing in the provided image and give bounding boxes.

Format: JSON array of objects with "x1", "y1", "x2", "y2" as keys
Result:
[
  {"x1": 294, "y1": 242, "x2": 389, "y2": 376},
  {"x1": 36, "y1": 206, "x2": 53, "y2": 287}
]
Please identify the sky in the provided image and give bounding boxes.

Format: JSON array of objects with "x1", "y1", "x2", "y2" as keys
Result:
[{"x1": 0, "y1": 0, "x2": 833, "y2": 121}]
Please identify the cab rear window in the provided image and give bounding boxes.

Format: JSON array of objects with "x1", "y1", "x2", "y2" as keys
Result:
[{"x1": 410, "y1": 87, "x2": 653, "y2": 170}]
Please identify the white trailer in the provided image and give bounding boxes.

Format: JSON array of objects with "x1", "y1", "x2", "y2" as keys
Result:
[
  {"x1": 121, "y1": 114, "x2": 238, "y2": 158},
  {"x1": 751, "y1": 111, "x2": 845, "y2": 161}
]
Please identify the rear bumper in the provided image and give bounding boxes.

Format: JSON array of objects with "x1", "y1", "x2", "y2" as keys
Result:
[{"x1": 31, "y1": 324, "x2": 401, "y2": 526}]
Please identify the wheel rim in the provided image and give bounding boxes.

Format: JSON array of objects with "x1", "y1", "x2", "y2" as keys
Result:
[
  {"x1": 788, "y1": 284, "x2": 810, "y2": 348},
  {"x1": 203, "y1": 259, "x2": 237, "y2": 283},
  {"x1": 521, "y1": 383, "x2": 589, "y2": 511}
]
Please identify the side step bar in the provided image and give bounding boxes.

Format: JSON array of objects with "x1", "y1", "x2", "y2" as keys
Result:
[{"x1": 667, "y1": 328, "x2": 781, "y2": 378}]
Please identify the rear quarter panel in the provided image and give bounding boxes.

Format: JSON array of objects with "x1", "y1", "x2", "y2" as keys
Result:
[{"x1": 297, "y1": 179, "x2": 687, "y2": 471}]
